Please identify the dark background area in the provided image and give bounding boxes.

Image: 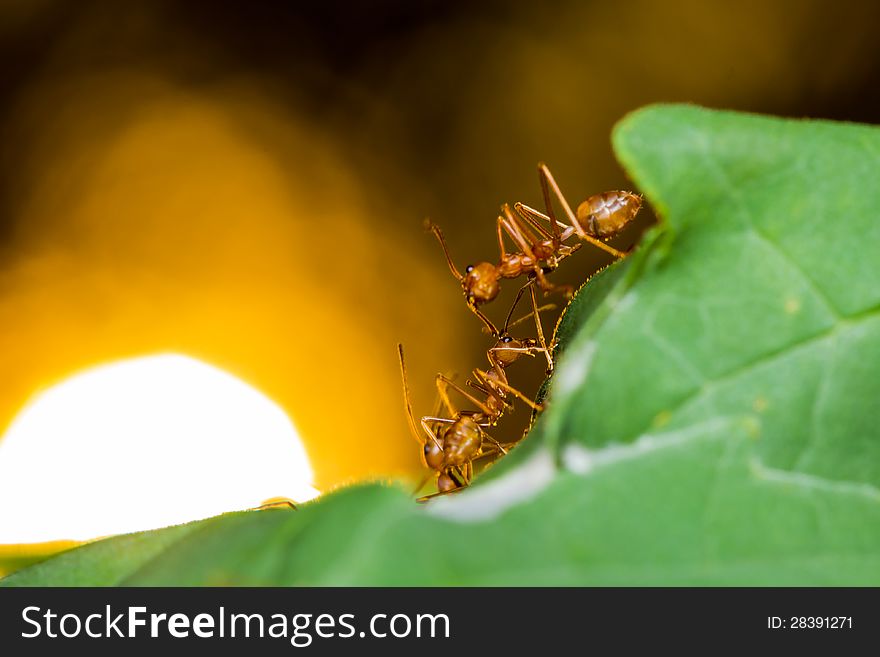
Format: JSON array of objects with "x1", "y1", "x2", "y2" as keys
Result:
[{"x1": 4, "y1": 0, "x2": 880, "y2": 241}]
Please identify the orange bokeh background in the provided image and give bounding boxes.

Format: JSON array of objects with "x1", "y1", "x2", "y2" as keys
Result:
[{"x1": 0, "y1": 0, "x2": 878, "y2": 501}]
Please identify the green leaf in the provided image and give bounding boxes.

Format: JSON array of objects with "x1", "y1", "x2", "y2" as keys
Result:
[
  {"x1": 1, "y1": 523, "x2": 200, "y2": 586},
  {"x1": 5, "y1": 105, "x2": 880, "y2": 586}
]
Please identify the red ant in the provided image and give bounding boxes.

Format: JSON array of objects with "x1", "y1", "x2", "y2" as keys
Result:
[
  {"x1": 398, "y1": 344, "x2": 503, "y2": 498},
  {"x1": 397, "y1": 287, "x2": 549, "y2": 500},
  {"x1": 426, "y1": 163, "x2": 640, "y2": 331},
  {"x1": 426, "y1": 202, "x2": 579, "y2": 330},
  {"x1": 485, "y1": 279, "x2": 556, "y2": 373}
]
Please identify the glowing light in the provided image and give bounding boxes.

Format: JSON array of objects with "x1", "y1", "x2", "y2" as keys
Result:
[{"x1": 0, "y1": 354, "x2": 319, "y2": 543}]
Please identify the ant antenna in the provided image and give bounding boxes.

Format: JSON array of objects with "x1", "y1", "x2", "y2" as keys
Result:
[
  {"x1": 502, "y1": 282, "x2": 532, "y2": 334},
  {"x1": 397, "y1": 344, "x2": 424, "y2": 445},
  {"x1": 424, "y1": 219, "x2": 463, "y2": 280},
  {"x1": 482, "y1": 300, "x2": 555, "y2": 335},
  {"x1": 505, "y1": 303, "x2": 556, "y2": 331}
]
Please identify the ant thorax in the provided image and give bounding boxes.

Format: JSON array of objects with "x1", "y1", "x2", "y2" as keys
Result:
[{"x1": 442, "y1": 416, "x2": 482, "y2": 466}]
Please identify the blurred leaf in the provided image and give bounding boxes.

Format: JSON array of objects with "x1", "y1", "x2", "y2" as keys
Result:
[
  {"x1": 5, "y1": 105, "x2": 880, "y2": 586},
  {"x1": 0, "y1": 541, "x2": 79, "y2": 578},
  {"x1": 0, "y1": 525, "x2": 199, "y2": 586}
]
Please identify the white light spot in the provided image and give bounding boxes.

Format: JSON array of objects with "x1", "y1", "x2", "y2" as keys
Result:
[
  {"x1": 616, "y1": 290, "x2": 638, "y2": 313},
  {"x1": 0, "y1": 354, "x2": 319, "y2": 543},
  {"x1": 555, "y1": 341, "x2": 596, "y2": 395}
]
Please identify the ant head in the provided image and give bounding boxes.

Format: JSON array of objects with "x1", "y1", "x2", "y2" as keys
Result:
[
  {"x1": 462, "y1": 262, "x2": 500, "y2": 304},
  {"x1": 492, "y1": 335, "x2": 538, "y2": 367},
  {"x1": 494, "y1": 333, "x2": 520, "y2": 350},
  {"x1": 620, "y1": 191, "x2": 643, "y2": 218},
  {"x1": 423, "y1": 439, "x2": 445, "y2": 471}
]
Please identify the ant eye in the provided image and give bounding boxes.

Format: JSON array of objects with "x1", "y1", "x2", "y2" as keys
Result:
[
  {"x1": 465, "y1": 265, "x2": 474, "y2": 273},
  {"x1": 501, "y1": 336, "x2": 513, "y2": 343}
]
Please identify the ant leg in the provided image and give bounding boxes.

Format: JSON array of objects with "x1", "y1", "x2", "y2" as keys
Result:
[
  {"x1": 533, "y1": 265, "x2": 566, "y2": 297},
  {"x1": 515, "y1": 201, "x2": 571, "y2": 239},
  {"x1": 411, "y1": 471, "x2": 434, "y2": 496},
  {"x1": 421, "y1": 416, "x2": 450, "y2": 450},
  {"x1": 487, "y1": 344, "x2": 554, "y2": 376},
  {"x1": 484, "y1": 279, "x2": 552, "y2": 336},
  {"x1": 502, "y1": 302, "x2": 557, "y2": 332},
  {"x1": 529, "y1": 282, "x2": 554, "y2": 372},
  {"x1": 538, "y1": 163, "x2": 627, "y2": 259},
  {"x1": 469, "y1": 303, "x2": 500, "y2": 337},
  {"x1": 422, "y1": 416, "x2": 455, "y2": 424},
  {"x1": 501, "y1": 204, "x2": 541, "y2": 249},
  {"x1": 538, "y1": 162, "x2": 566, "y2": 248},
  {"x1": 498, "y1": 209, "x2": 531, "y2": 257},
  {"x1": 485, "y1": 441, "x2": 506, "y2": 457},
  {"x1": 253, "y1": 499, "x2": 297, "y2": 511},
  {"x1": 476, "y1": 443, "x2": 505, "y2": 459},
  {"x1": 496, "y1": 214, "x2": 510, "y2": 260},
  {"x1": 416, "y1": 468, "x2": 469, "y2": 502},
  {"x1": 466, "y1": 377, "x2": 493, "y2": 396},
  {"x1": 500, "y1": 206, "x2": 568, "y2": 297},
  {"x1": 429, "y1": 384, "x2": 445, "y2": 418},
  {"x1": 437, "y1": 373, "x2": 494, "y2": 416},
  {"x1": 515, "y1": 202, "x2": 584, "y2": 264},
  {"x1": 513, "y1": 202, "x2": 554, "y2": 240},
  {"x1": 474, "y1": 368, "x2": 545, "y2": 412},
  {"x1": 487, "y1": 346, "x2": 541, "y2": 371},
  {"x1": 535, "y1": 164, "x2": 564, "y2": 245},
  {"x1": 417, "y1": 489, "x2": 450, "y2": 503},
  {"x1": 471, "y1": 367, "x2": 509, "y2": 400},
  {"x1": 434, "y1": 374, "x2": 459, "y2": 417},
  {"x1": 477, "y1": 426, "x2": 508, "y2": 455},
  {"x1": 417, "y1": 486, "x2": 464, "y2": 503}
]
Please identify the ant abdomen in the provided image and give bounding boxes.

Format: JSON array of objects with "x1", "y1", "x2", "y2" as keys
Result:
[{"x1": 576, "y1": 191, "x2": 642, "y2": 238}]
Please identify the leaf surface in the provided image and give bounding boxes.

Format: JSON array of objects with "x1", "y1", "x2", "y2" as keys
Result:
[{"x1": 6, "y1": 105, "x2": 880, "y2": 586}]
